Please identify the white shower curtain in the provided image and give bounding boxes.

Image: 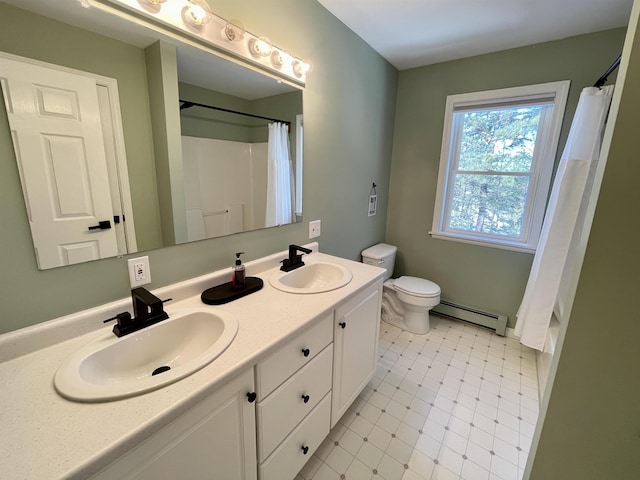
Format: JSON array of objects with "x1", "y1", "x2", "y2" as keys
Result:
[
  {"x1": 515, "y1": 85, "x2": 614, "y2": 351},
  {"x1": 265, "y1": 122, "x2": 294, "y2": 227}
]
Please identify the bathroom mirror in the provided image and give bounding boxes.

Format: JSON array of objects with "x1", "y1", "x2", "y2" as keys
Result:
[{"x1": 0, "y1": 0, "x2": 303, "y2": 269}]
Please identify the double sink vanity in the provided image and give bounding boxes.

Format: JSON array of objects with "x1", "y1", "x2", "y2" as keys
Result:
[{"x1": 0, "y1": 243, "x2": 384, "y2": 479}]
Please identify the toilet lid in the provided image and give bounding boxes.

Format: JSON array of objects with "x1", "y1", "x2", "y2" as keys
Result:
[{"x1": 394, "y1": 276, "x2": 441, "y2": 298}]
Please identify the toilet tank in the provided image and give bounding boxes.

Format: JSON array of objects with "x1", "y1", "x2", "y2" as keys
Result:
[{"x1": 361, "y1": 243, "x2": 397, "y2": 280}]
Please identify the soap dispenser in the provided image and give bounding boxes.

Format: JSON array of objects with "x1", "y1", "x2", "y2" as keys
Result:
[{"x1": 232, "y1": 252, "x2": 246, "y2": 289}]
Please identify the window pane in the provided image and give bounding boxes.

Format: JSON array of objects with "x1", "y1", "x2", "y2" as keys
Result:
[
  {"x1": 456, "y1": 106, "x2": 543, "y2": 173},
  {"x1": 448, "y1": 174, "x2": 530, "y2": 238}
]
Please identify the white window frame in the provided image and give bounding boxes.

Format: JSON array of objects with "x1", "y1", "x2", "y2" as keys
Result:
[{"x1": 431, "y1": 81, "x2": 570, "y2": 253}]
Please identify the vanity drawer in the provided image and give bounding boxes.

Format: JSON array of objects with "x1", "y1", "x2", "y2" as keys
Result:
[
  {"x1": 256, "y1": 312, "x2": 332, "y2": 399},
  {"x1": 257, "y1": 344, "x2": 333, "y2": 461},
  {"x1": 258, "y1": 393, "x2": 331, "y2": 480}
]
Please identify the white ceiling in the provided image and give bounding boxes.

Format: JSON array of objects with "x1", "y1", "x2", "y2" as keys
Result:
[{"x1": 318, "y1": 0, "x2": 634, "y2": 70}]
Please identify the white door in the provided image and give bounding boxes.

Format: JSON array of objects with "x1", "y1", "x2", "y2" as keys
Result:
[{"x1": 0, "y1": 54, "x2": 118, "y2": 269}]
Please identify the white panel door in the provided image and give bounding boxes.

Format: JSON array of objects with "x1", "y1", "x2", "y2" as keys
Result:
[{"x1": 0, "y1": 55, "x2": 117, "y2": 269}]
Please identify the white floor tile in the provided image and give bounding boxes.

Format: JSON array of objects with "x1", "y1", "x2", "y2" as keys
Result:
[
  {"x1": 460, "y1": 459, "x2": 490, "y2": 480},
  {"x1": 438, "y1": 446, "x2": 464, "y2": 475},
  {"x1": 306, "y1": 318, "x2": 539, "y2": 480},
  {"x1": 345, "y1": 457, "x2": 374, "y2": 480},
  {"x1": 324, "y1": 445, "x2": 353, "y2": 474},
  {"x1": 357, "y1": 441, "x2": 385, "y2": 469},
  {"x1": 311, "y1": 463, "x2": 340, "y2": 480},
  {"x1": 431, "y1": 463, "x2": 461, "y2": 480},
  {"x1": 377, "y1": 453, "x2": 406, "y2": 480},
  {"x1": 338, "y1": 428, "x2": 364, "y2": 456},
  {"x1": 415, "y1": 432, "x2": 442, "y2": 459},
  {"x1": 368, "y1": 425, "x2": 393, "y2": 451}
]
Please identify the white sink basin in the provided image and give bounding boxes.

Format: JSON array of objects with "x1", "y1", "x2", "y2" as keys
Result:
[
  {"x1": 54, "y1": 308, "x2": 238, "y2": 402},
  {"x1": 269, "y1": 261, "x2": 352, "y2": 294}
]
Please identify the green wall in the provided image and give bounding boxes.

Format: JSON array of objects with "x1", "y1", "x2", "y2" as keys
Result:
[
  {"x1": 529, "y1": 2, "x2": 640, "y2": 477},
  {"x1": 0, "y1": 0, "x2": 397, "y2": 334},
  {"x1": 387, "y1": 28, "x2": 626, "y2": 327},
  {"x1": 178, "y1": 83, "x2": 302, "y2": 145}
]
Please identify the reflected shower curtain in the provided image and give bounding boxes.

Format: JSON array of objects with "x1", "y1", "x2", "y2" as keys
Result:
[
  {"x1": 265, "y1": 122, "x2": 294, "y2": 227},
  {"x1": 515, "y1": 85, "x2": 614, "y2": 351}
]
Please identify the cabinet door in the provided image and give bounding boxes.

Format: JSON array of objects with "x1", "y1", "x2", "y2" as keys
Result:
[
  {"x1": 92, "y1": 369, "x2": 257, "y2": 480},
  {"x1": 331, "y1": 281, "x2": 382, "y2": 427}
]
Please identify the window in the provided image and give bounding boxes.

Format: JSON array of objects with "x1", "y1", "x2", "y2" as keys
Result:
[{"x1": 432, "y1": 81, "x2": 570, "y2": 252}]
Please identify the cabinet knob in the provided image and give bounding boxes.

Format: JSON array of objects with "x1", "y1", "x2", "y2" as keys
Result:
[
  {"x1": 301, "y1": 348, "x2": 310, "y2": 357},
  {"x1": 246, "y1": 392, "x2": 257, "y2": 403},
  {"x1": 301, "y1": 394, "x2": 310, "y2": 404},
  {"x1": 301, "y1": 445, "x2": 309, "y2": 455},
  {"x1": 339, "y1": 321, "x2": 346, "y2": 329}
]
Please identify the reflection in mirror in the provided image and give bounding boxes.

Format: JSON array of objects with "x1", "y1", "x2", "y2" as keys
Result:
[
  {"x1": 178, "y1": 94, "x2": 302, "y2": 242},
  {"x1": 0, "y1": 0, "x2": 303, "y2": 270}
]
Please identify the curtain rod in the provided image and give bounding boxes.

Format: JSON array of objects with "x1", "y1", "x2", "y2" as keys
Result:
[
  {"x1": 179, "y1": 99, "x2": 290, "y2": 126},
  {"x1": 593, "y1": 55, "x2": 622, "y2": 89}
]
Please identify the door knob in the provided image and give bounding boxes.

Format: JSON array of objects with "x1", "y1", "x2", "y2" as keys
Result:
[{"x1": 88, "y1": 220, "x2": 112, "y2": 231}]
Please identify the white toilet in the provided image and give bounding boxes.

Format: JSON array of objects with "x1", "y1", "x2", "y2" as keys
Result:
[{"x1": 361, "y1": 243, "x2": 441, "y2": 334}]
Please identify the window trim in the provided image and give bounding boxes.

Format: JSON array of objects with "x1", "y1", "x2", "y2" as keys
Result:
[{"x1": 431, "y1": 81, "x2": 571, "y2": 253}]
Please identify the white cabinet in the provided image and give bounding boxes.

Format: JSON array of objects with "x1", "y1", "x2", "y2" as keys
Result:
[
  {"x1": 331, "y1": 280, "x2": 382, "y2": 427},
  {"x1": 255, "y1": 314, "x2": 333, "y2": 480},
  {"x1": 89, "y1": 278, "x2": 382, "y2": 480},
  {"x1": 92, "y1": 369, "x2": 257, "y2": 480}
]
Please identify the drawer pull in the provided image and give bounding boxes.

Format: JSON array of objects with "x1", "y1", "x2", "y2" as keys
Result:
[
  {"x1": 301, "y1": 394, "x2": 310, "y2": 404},
  {"x1": 339, "y1": 321, "x2": 346, "y2": 329},
  {"x1": 301, "y1": 445, "x2": 309, "y2": 455},
  {"x1": 246, "y1": 392, "x2": 257, "y2": 403},
  {"x1": 301, "y1": 348, "x2": 310, "y2": 357}
]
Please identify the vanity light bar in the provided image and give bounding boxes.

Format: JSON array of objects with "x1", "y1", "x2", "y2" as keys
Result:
[{"x1": 93, "y1": 0, "x2": 310, "y2": 84}]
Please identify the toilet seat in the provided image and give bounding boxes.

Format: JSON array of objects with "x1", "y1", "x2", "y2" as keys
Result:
[{"x1": 394, "y1": 276, "x2": 440, "y2": 298}]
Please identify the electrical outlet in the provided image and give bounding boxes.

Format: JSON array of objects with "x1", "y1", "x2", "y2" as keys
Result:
[
  {"x1": 128, "y1": 256, "x2": 151, "y2": 287},
  {"x1": 309, "y1": 220, "x2": 321, "y2": 239}
]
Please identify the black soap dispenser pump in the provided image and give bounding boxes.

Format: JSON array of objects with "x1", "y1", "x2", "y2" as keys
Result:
[{"x1": 232, "y1": 252, "x2": 246, "y2": 289}]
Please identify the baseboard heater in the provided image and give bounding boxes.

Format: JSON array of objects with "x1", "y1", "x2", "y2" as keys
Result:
[{"x1": 432, "y1": 300, "x2": 508, "y2": 336}]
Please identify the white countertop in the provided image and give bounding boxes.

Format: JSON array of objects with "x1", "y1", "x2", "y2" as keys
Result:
[{"x1": 0, "y1": 245, "x2": 384, "y2": 479}]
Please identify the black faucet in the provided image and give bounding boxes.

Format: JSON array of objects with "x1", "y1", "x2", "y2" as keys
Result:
[
  {"x1": 107, "y1": 287, "x2": 171, "y2": 337},
  {"x1": 280, "y1": 244, "x2": 313, "y2": 272}
]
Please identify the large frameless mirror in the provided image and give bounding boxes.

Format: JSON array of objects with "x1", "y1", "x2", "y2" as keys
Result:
[{"x1": 0, "y1": 0, "x2": 303, "y2": 269}]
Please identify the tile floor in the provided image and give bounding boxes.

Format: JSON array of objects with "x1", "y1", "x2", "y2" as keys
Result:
[{"x1": 297, "y1": 315, "x2": 539, "y2": 480}]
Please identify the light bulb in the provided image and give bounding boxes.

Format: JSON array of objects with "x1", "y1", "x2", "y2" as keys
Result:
[
  {"x1": 223, "y1": 19, "x2": 245, "y2": 42},
  {"x1": 271, "y1": 49, "x2": 292, "y2": 68},
  {"x1": 185, "y1": 0, "x2": 212, "y2": 26},
  {"x1": 293, "y1": 59, "x2": 313, "y2": 77},
  {"x1": 248, "y1": 36, "x2": 272, "y2": 57}
]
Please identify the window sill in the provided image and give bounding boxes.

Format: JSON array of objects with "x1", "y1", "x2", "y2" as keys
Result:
[{"x1": 429, "y1": 231, "x2": 536, "y2": 254}]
